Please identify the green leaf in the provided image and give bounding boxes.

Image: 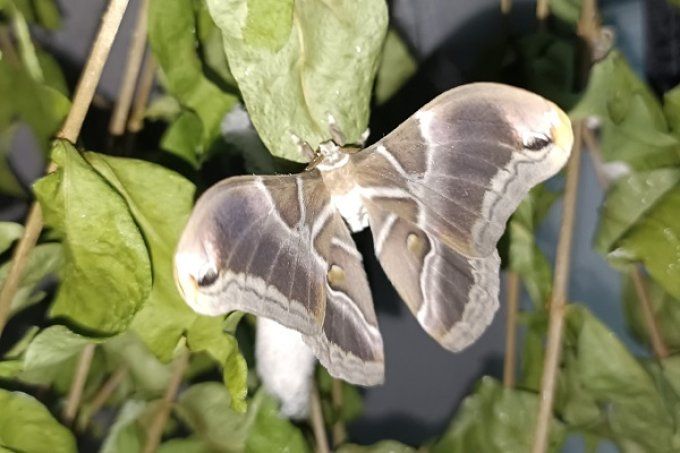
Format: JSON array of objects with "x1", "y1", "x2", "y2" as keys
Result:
[
  {"x1": 665, "y1": 84, "x2": 680, "y2": 139},
  {"x1": 0, "y1": 126, "x2": 26, "y2": 198},
  {"x1": 158, "y1": 438, "x2": 212, "y2": 453},
  {"x1": 145, "y1": 95, "x2": 182, "y2": 122},
  {"x1": 595, "y1": 167, "x2": 680, "y2": 298},
  {"x1": 174, "y1": 382, "x2": 251, "y2": 451},
  {"x1": 0, "y1": 58, "x2": 70, "y2": 151},
  {"x1": 622, "y1": 275, "x2": 680, "y2": 353},
  {"x1": 1, "y1": 243, "x2": 63, "y2": 317},
  {"x1": 338, "y1": 441, "x2": 415, "y2": 453},
  {"x1": 572, "y1": 51, "x2": 680, "y2": 170},
  {"x1": 374, "y1": 29, "x2": 416, "y2": 105},
  {"x1": 79, "y1": 151, "x2": 195, "y2": 359},
  {"x1": 160, "y1": 110, "x2": 203, "y2": 167},
  {"x1": 432, "y1": 377, "x2": 565, "y2": 453},
  {"x1": 0, "y1": 221, "x2": 23, "y2": 254},
  {"x1": 245, "y1": 391, "x2": 311, "y2": 453},
  {"x1": 595, "y1": 169, "x2": 680, "y2": 253},
  {"x1": 508, "y1": 185, "x2": 560, "y2": 307},
  {"x1": 149, "y1": 0, "x2": 237, "y2": 159},
  {"x1": 560, "y1": 305, "x2": 680, "y2": 451},
  {"x1": 82, "y1": 150, "x2": 247, "y2": 406},
  {"x1": 207, "y1": 0, "x2": 388, "y2": 162},
  {"x1": 548, "y1": 0, "x2": 580, "y2": 24},
  {"x1": 101, "y1": 332, "x2": 172, "y2": 398},
  {"x1": 514, "y1": 32, "x2": 580, "y2": 110},
  {"x1": 186, "y1": 316, "x2": 248, "y2": 412},
  {"x1": 34, "y1": 141, "x2": 152, "y2": 334},
  {"x1": 100, "y1": 400, "x2": 148, "y2": 453},
  {"x1": 195, "y1": 0, "x2": 238, "y2": 91},
  {"x1": 33, "y1": 0, "x2": 61, "y2": 29},
  {"x1": 20, "y1": 325, "x2": 102, "y2": 386},
  {"x1": 617, "y1": 187, "x2": 680, "y2": 298},
  {"x1": 0, "y1": 389, "x2": 76, "y2": 453}
]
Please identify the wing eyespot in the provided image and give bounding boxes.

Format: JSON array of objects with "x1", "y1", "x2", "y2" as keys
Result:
[
  {"x1": 196, "y1": 269, "x2": 219, "y2": 287},
  {"x1": 523, "y1": 133, "x2": 552, "y2": 151},
  {"x1": 327, "y1": 264, "x2": 346, "y2": 286}
]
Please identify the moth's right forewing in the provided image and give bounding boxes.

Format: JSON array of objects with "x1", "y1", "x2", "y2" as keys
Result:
[{"x1": 174, "y1": 174, "x2": 328, "y2": 336}]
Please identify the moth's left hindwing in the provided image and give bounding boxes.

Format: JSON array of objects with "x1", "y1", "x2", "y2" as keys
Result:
[{"x1": 174, "y1": 173, "x2": 384, "y2": 385}]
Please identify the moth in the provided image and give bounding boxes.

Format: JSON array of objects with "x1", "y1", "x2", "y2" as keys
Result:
[{"x1": 174, "y1": 83, "x2": 573, "y2": 386}]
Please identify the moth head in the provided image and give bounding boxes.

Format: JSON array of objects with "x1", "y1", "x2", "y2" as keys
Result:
[{"x1": 173, "y1": 218, "x2": 223, "y2": 316}]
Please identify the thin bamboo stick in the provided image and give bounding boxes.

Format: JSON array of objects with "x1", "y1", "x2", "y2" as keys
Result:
[
  {"x1": 142, "y1": 352, "x2": 189, "y2": 453},
  {"x1": 531, "y1": 122, "x2": 583, "y2": 453},
  {"x1": 109, "y1": 0, "x2": 150, "y2": 136}
]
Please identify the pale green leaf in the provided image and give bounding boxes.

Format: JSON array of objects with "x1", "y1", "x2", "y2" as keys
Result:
[
  {"x1": 20, "y1": 325, "x2": 102, "y2": 386},
  {"x1": 572, "y1": 51, "x2": 680, "y2": 170},
  {"x1": 0, "y1": 126, "x2": 26, "y2": 198},
  {"x1": 622, "y1": 275, "x2": 680, "y2": 353},
  {"x1": 100, "y1": 400, "x2": 148, "y2": 453},
  {"x1": 81, "y1": 151, "x2": 196, "y2": 360},
  {"x1": 432, "y1": 377, "x2": 565, "y2": 453},
  {"x1": 245, "y1": 391, "x2": 311, "y2": 453},
  {"x1": 338, "y1": 441, "x2": 415, "y2": 453},
  {"x1": 549, "y1": 0, "x2": 580, "y2": 24},
  {"x1": 174, "y1": 382, "x2": 251, "y2": 451},
  {"x1": 508, "y1": 185, "x2": 560, "y2": 306},
  {"x1": 0, "y1": 389, "x2": 76, "y2": 453},
  {"x1": 186, "y1": 316, "x2": 248, "y2": 412},
  {"x1": 101, "y1": 332, "x2": 172, "y2": 398},
  {"x1": 374, "y1": 29, "x2": 416, "y2": 105},
  {"x1": 560, "y1": 306, "x2": 680, "y2": 451},
  {"x1": 617, "y1": 185, "x2": 680, "y2": 298},
  {"x1": 2, "y1": 243, "x2": 63, "y2": 316},
  {"x1": 34, "y1": 141, "x2": 152, "y2": 334},
  {"x1": 160, "y1": 110, "x2": 203, "y2": 167},
  {"x1": 0, "y1": 221, "x2": 23, "y2": 254},
  {"x1": 149, "y1": 0, "x2": 237, "y2": 157},
  {"x1": 665, "y1": 84, "x2": 680, "y2": 139},
  {"x1": 595, "y1": 169, "x2": 680, "y2": 254},
  {"x1": 83, "y1": 151, "x2": 247, "y2": 406},
  {"x1": 158, "y1": 438, "x2": 212, "y2": 453},
  {"x1": 207, "y1": 0, "x2": 388, "y2": 162}
]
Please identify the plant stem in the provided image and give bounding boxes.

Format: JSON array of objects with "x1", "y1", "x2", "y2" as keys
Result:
[
  {"x1": 78, "y1": 365, "x2": 129, "y2": 431},
  {"x1": 531, "y1": 121, "x2": 583, "y2": 453},
  {"x1": 330, "y1": 379, "x2": 347, "y2": 446},
  {"x1": 0, "y1": 0, "x2": 130, "y2": 339},
  {"x1": 630, "y1": 266, "x2": 669, "y2": 358},
  {"x1": 536, "y1": 0, "x2": 550, "y2": 22},
  {"x1": 503, "y1": 271, "x2": 521, "y2": 388},
  {"x1": 309, "y1": 383, "x2": 330, "y2": 453},
  {"x1": 63, "y1": 343, "x2": 96, "y2": 425},
  {"x1": 109, "y1": 0, "x2": 150, "y2": 136},
  {"x1": 142, "y1": 352, "x2": 189, "y2": 453},
  {"x1": 127, "y1": 54, "x2": 157, "y2": 133}
]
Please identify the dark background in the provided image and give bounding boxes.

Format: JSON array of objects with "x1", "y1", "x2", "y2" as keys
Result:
[{"x1": 2, "y1": 0, "x2": 677, "y2": 451}]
